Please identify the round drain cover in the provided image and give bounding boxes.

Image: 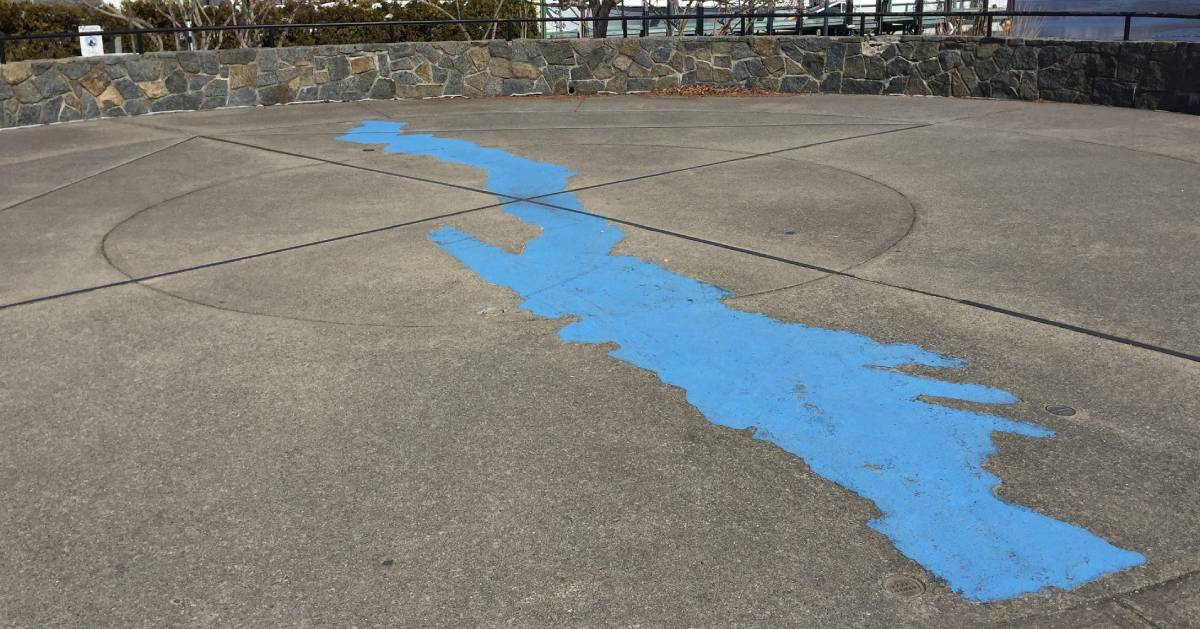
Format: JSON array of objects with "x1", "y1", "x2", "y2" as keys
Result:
[
  {"x1": 1045, "y1": 404, "x2": 1077, "y2": 417},
  {"x1": 882, "y1": 575, "x2": 925, "y2": 597}
]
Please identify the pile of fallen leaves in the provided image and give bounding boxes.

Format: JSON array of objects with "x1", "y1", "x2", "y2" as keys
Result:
[{"x1": 648, "y1": 84, "x2": 792, "y2": 97}]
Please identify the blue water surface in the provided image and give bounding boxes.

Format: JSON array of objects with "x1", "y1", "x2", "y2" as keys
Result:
[
  {"x1": 338, "y1": 120, "x2": 1144, "y2": 601},
  {"x1": 1016, "y1": 0, "x2": 1200, "y2": 42}
]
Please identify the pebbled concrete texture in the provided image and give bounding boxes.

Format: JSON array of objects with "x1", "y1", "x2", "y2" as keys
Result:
[{"x1": 0, "y1": 94, "x2": 1197, "y2": 627}]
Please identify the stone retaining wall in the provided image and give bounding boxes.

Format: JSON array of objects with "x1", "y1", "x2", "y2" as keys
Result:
[{"x1": 2, "y1": 35, "x2": 1198, "y2": 127}]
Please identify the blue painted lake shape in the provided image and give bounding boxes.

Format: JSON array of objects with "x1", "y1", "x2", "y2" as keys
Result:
[{"x1": 338, "y1": 120, "x2": 1144, "y2": 602}]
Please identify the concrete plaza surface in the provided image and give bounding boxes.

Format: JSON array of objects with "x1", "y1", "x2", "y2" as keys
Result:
[{"x1": 0, "y1": 94, "x2": 1198, "y2": 628}]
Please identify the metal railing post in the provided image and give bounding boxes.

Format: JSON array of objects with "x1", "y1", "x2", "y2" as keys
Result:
[
  {"x1": 767, "y1": 13, "x2": 775, "y2": 35},
  {"x1": 505, "y1": 19, "x2": 513, "y2": 41},
  {"x1": 823, "y1": 1, "x2": 830, "y2": 36},
  {"x1": 0, "y1": 38, "x2": 6, "y2": 65},
  {"x1": 1124, "y1": 14, "x2": 1132, "y2": 40},
  {"x1": 695, "y1": 6, "x2": 705, "y2": 36},
  {"x1": 914, "y1": 0, "x2": 924, "y2": 34},
  {"x1": 987, "y1": 13, "x2": 993, "y2": 37},
  {"x1": 622, "y1": 16, "x2": 628, "y2": 37},
  {"x1": 795, "y1": 4, "x2": 804, "y2": 35},
  {"x1": 641, "y1": 13, "x2": 648, "y2": 37}
]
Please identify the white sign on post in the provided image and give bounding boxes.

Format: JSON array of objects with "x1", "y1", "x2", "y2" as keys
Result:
[{"x1": 78, "y1": 25, "x2": 104, "y2": 57}]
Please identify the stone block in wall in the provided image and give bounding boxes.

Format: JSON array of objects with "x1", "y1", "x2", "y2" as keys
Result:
[
  {"x1": 103, "y1": 60, "x2": 128, "y2": 80},
  {"x1": 218, "y1": 48, "x2": 256, "y2": 65},
  {"x1": 31, "y1": 72, "x2": 69, "y2": 98},
  {"x1": 821, "y1": 71, "x2": 842, "y2": 92},
  {"x1": 1067, "y1": 52, "x2": 1117, "y2": 80},
  {"x1": 138, "y1": 79, "x2": 169, "y2": 99},
  {"x1": 228, "y1": 87, "x2": 257, "y2": 107},
  {"x1": 354, "y1": 70, "x2": 379, "y2": 94},
  {"x1": 445, "y1": 73, "x2": 464, "y2": 96},
  {"x1": 904, "y1": 76, "x2": 932, "y2": 96},
  {"x1": 112, "y1": 78, "x2": 140, "y2": 100},
  {"x1": 125, "y1": 59, "x2": 162, "y2": 82},
  {"x1": 843, "y1": 78, "x2": 885, "y2": 95},
  {"x1": 165, "y1": 70, "x2": 188, "y2": 94},
  {"x1": 2, "y1": 62, "x2": 32, "y2": 84},
  {"x1": 733, "y1": 58, "x2": 768, "y2": 81},
  {"x1": 569, "y1": 79, "x2": 602, "y2": 95},
  {"x1": 1038, "y1": 64, "x2": 1087, "y2": 95},
  {"x1": 177, "y1": 52, "x2": 202, "y2": 74},
  {"x1": 350, "y1": 56, "x2": 375, "y2": 74},
  {"x1": 295, "y1": 86, "x2": 319, "y2": 102},
  {"x1": 501, "y1": 78, "x2": 536, "y2": 95},
  {"x1": 396, "y1": 84, "x2": 444, "y2": 99},
  {"x1": 59, "y1": 105, "x2": 82, "y2": 121},
  {"x1": 151, "y1": 92, "x2": 201, "y2": 112},
  {"x1": 258, "y1": 49, "x2": 279, "y2": 73},
  {"x1": 78, "y1": 67, "x2": 109, "y2": 96},
  {"x1": 60, "y1": 61, "x2": 90, "y2": 80},
  {"x1": 1116, "y1": 44, "x2": 1150, "y2": 83},
  {"x1": 258, "y1": 83, "x2": 291, "y2": 106},
  {"x1": 1092, "y1": 78, "x2": 1136, "y2": 107},
  {"x1": 844, "y1": 55, "x2": 866, "y2": 79},
  {"x1": 202, "y1": 79, "x2": 228, "y2": 98},
  {"x1": 1012, "y1": 46, "x2": 1039, "y2": 71},
  {"x1": 626, "y1": 77, "x2": 656, "y2": 92},
  {"x1": 228, "y1": 64, "x2": 258, "y2": 90},
  {"x1": 12, "y1": 80, "x2": 41, "y2": 104},
  {"x1": 80, "y1": 92, "x2": 99, "y2": 117},
  {"x1": 96, "y1": 84, "x2": 125, "y2": 109},
  {"x1": 780, "y1": 75, "x2": 818, "y2": 93},
  {"x1": 328, "y1": 56, "x2": 352, "y2": 81},
  {"x1": 276, "y1": 66, "x2": 300, "y2": 86}
]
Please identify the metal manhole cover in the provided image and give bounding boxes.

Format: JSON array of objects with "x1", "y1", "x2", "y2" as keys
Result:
[
  {"x1": 882, "y1": 575, "x2": 926, "y2": 597},
  {"x1": 1045, "y1": 404, "x2": 1077, "y2": 417}
]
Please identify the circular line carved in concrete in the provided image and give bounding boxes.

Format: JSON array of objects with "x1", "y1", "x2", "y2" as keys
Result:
[{"x1": 101, "y1": 142, "x2": 913, "y2": 328}]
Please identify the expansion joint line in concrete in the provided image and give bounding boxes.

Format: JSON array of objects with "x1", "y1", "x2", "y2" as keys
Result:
[
  {"x1": 0, "y1": 202, "x2": 505, "y2": 311},
  {"x1": 1113, "y1": 599, "x2": 1165, "y2": 629},
  {"x1": 519, "y1": 195, "x2": 1200, "y2": 365},
  {"x1": 0, "y1": 136, "x2": 197, "y2": 214}
]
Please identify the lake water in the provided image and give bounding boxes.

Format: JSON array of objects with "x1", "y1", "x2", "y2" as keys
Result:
[{"x1": 1014, "y1": 0, "x2": 1200, "y2": 40}]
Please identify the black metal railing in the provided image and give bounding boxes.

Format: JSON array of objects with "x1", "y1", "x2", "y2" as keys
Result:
[{"x1": 2, "y1": 10, "x2": 1199, "y2": 65}]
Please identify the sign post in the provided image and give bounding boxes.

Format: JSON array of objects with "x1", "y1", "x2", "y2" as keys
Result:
[{"x1": 78, "y1": 25, "x2": 104, "y2": 57}]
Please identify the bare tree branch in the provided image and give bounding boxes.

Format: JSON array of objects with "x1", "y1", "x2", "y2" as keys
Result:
[{"x1": 409, "y1": 0, "x2": 475, "y2": 41}]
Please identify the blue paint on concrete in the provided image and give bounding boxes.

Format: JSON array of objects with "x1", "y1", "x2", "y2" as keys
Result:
[{"x1": 338, "y1": 120, "x2": 1145, "y2": 601}]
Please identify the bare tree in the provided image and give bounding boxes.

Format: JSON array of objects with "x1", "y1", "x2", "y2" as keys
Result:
[
  {"x1": 563, "y1": 0, "x2": 620, "y2": 37},
  {"x1": 76, "y1": 0, "x2": 271, "y2": 51},
  {"x1": 407, "y1": 0, "x2": 478, "y2": 41}
]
